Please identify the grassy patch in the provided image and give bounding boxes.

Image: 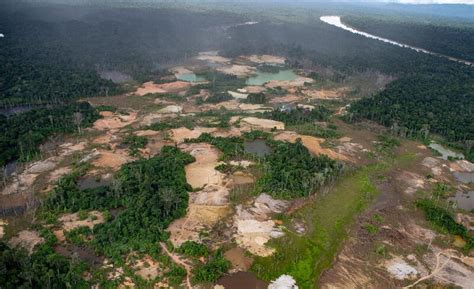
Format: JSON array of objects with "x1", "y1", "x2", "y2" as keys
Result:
[{"x1": 251, "y1": 162, "x2": 390, "y2": 289}]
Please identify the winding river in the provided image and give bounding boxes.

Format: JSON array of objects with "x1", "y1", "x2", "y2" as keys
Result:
[{"x1": 320, "y1": 16, "x2": 473, "y2": 67}]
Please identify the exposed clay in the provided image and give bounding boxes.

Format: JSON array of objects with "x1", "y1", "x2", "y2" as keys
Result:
[
  {"x1": 240, "y1": 117, "x2": 285, "y2": 130},
  {"x1": 217, "y1": 65, "x2": 256, "y2": 77},
  {"x1": 170, "y1": 127, "x2": 218, "y2": 144},
  {"x1": 264, "y1": 76, "x2": 314, "y2": 89},
  {"x1": 168, "y1": 143, "x2": 231, "y2": 247},
  {"x1": 9, "y1": 230, "x2": 45, "y2": 254},
  {"x1": 91, "y1": 149, "x2": 132, "y2": 171},
  {"x1": 242, "y1": 55, "x2": 286, "y2": 65},
  {"x1": 93, "y1": 111, "x2": 137, "y2": 131},
  {"x1": 233, "y1": 194, "x2": 289, "y2": 257},
  {"x1": 59, "y1": 211, "x2": 105, "y2": 232},
  {"x1": 134, "y1": 81, "x2": 191, "y2": 96},
  {"x1": 0, "y1": 219, "x2": 7, "y2": 239},
  {"x1": 274, "y1": 131, "x2": 347, "y2": 160},
  {"x1": 396, "y1": 171, "x2": 426, "y2": 194}
]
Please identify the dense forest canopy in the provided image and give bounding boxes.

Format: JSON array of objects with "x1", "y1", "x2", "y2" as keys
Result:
[
  {"x1": 344, "y1": 15, "x2": 474, "y2": 62},
  {"x1": 0, "y1": 1, "x2": 473, "y2": 288},
  {"x1": 0, "y1": 5, "x2": 244, "y2": 107},
  {"x1": 0, "y1": 102, "x2": 99, "y2": 166},
  {"x1": 2, "y1": 1, "x2": 473, "y2": 107}
]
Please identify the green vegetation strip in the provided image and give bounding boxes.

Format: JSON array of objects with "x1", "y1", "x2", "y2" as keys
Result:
[{"x1": 251, "y1": 162, "x2": 389, "y2": 289}]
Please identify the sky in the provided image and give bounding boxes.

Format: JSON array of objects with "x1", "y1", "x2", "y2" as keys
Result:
[{"x1": 371, "y1": 0, "x2": 474, "y2": 3}]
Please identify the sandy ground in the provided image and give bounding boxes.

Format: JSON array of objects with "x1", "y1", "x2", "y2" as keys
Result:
[
  {"x1": 134, "y1": 81, "x2": 191, "y2": 96},
  {"x1": 168, "y1": 204, "x2": 230, "y2": 247},
  {"x1": 384, "y1": 256, "x2": 419, "y2": 280},
  {"x1": 158, "y1": 105, "x2": 183, "y2": 114},
  {"x1": 196, "y1": 51, "x2": 231, "y2": 64},
  {"x1": 450, "y1": 159, "x2": 474, "y2": 173},
  {"x1": 264, "y1": 76, "x2": 314, "y2": 89},
  {"x1": 301, "y1": 87, "x2": 348, "y2": 100},
  {"x1": 232, "y1": 171, "x2": 254, "y2": 185},
  {"x1": 320, "y1": 141, "x2": 474, "y2": 289},
  {"x1": 269, "y1": 94, "x2": 302, "y2": 104},
  {"x1": 92, "y1": 133, "x2": 117, "y2": 145},
  {"x1": 241, "y1": 86, "x2": 267, "y2": 94},
  {"x1": 134, "y1": 130, "x2": 161, "y2": 137},
  {"x1": 0, "y1": 219, "x2": 7, "y2": 239},
  {"x1": 241, "y1": 55, "x2": 286, "y2": 65},
  {"x1": 212, "y1": 127, "x2": 243, "y2": 138},
  {"x1": 336, "y1": 141, "x2": 367, "y2": 162},
  {"x1": 59, "y1": 211, "x2": 105, "y2": 232},
  {"x1": 395, "y1": 171, "x2": 426, "y2": 194},
  {"x1": 190, "y1": 185, "x2": 229, "y2": 206},
  {"x1": 233, "y1": 194, "x2": 289, "y2": 257},
  {"x1": 422, "y1": 156, "x2": 447, "y2": 176},
  {"x1": 168, "y1": 143, "x2": 232, "y2": 246},
  {"x1": 93, "y1": 111, "x2": 138, "y2": 131},
  {"x1": 274, "y1": 131, "x2": 347, "y2": 161},
  {"x1": 170, "y1": 127, "x2": 218, "y2": 144},
  {"x1": 228, "y1": 90, "x2": 249, "y2": 100},
  {"x1": 47, "y1": 167, "x2": 73, "y2": 184},
  {"x1": 240, "y1": 117, "x2": 285, "y2": 131},
  {"x1": 129, "y1": 255, "x2": 161, "y2": 280},
  {"x1": 405, "y1": 248, "x2": 474, "y2": 288},
  {"x1": 200, "y1": 100, "x2": 272, "y2": 114},
  {"x1": 9, "y1": 230, "x2": 45, "y2": 254},
  {"x1": 2, "y1": 142, "x2": 87, "y2": 195},
  {"x1": 139, "y1": 113, "x2": 173, "y2": 126},
  {"x1": 217, "y1": 65, "x2": 256, "y2": 77},
  {"x1": 179, "y1": 143, "x2": 224, "y2": 189},
  {"x1": 224, "y1": 247, "x2": 253, "y2": 271},
  {"x1": 91, "y1": 149, "x2": 132, "y2": 171}
]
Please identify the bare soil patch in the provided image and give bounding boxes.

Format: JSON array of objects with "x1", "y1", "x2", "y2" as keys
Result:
[
  {"x1": 59, "y1": 211, "x2": 105, "y2": 232},
  {"x1": 158, "y1": 105, "x2": 183, "y2": 114},
  {"x1": 0, "y1": 219, "x2": 7, "y2": 239},
  {"x1": 240, "y1": 117, "x2": 285, "y2": 131},
  {"x1": 9, "y1": 230, "x2": 45, "y2": 254},
  {"x1": 179, "y1": 143, "x2": 224, "y2": 189},
  {"x1": 129, "y1": 255, "x2": 161, "y2": 281},
  {"x1": 196, "y1": 52, "x2": 231, "y2": 64},
  {"x1": 170, "y1": 127, "x2": 218, "y2": 144},
  {"x1": 301, "y1": 87, "x2": 348, "y2": 100},
  {"x1": 274, "y1": 131, "x2": 347, "y2": 161},
  {"x1": 134, "y1": 81, "x2": 191, "y2": 96},
  {"x1": 241, "y1": 55, "x2": 286, "y2": 65},
  {"x1": 93, "y1": 111, "x2": 138, "y2": 131},
  {"x1": 233, "y1": 194, "x2": 289, "y2": 257},
  {"x1": 168, "y1": 204, "x2": 230, "y2": 247},
  {"x1": 242, "y1": 86, "x2": 267, "y2": 94},
  {"x1": 217, "y1": 65, "x2": 256, "y2": 77},
  {"x1": 264, "y1": 76, "x2": 314, "y2": 89},
  {"x1": 91, "y1": 149, "x2": 132, "y2": 171},
  {"x1": 224, "y1": 247, "x2": 253, "y2": 271},
  {"x1": 268, "y1": 94, "x2": 302, "y2": 104}
]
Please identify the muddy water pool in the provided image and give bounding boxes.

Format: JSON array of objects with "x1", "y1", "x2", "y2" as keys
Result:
[{"x1": 244, "y1": 139, "x2": 272, "y2": 157}]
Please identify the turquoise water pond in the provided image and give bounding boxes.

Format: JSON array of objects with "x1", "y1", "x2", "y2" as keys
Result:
[
  {"x1": 246, "y1": 69, "x2": 298, "y2": 86},
  {"x1": 176, "y1": 73, "x2": 206, "y2": 82}
]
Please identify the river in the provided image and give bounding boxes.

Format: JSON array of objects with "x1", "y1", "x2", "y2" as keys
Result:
[{"x1": 320, "y1": 16, "x2": 473, "y2": 67}]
